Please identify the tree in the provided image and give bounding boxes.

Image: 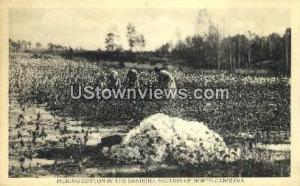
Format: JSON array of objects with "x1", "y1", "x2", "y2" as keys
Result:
[
  {"x1": 27, "y1": 41, "x2": 31, "y2": 49},
  {"x1": 157, "y1": 42, "x2": 172, "y2": 55},
  {"x1": 9, "y1": 39, "x2": 21, "y2": 51},
  {"x1": 21, "y1": 40, "x2": 27, "y2": 50},
  {"x1": 69, "y1": 46, "x2": 74, "y2": 52},
  {"x1": 36, "y1": 42, "x2": 42, "y2": 49},
  {"x1": 267, "y1": 33, "x2": 283, "y2": 61},
  {"x1": 195, "y1": 9, "x2": 210, "y2": 36},
  {"x1": 48, "y1": 42, "x2": 54, "y2": 51},
  {"x1": 284, "y1": 28, "x2": 291, "y2": 74},
  {"x1": 136, "y1": 34, "x2": 146, "y2": 51},
  {"x1": 172, "y1": 35, "x2": 205, "y2": 68},
  {"x1": 247, "y1": 31, "x2": 255, "y2": 70},
  {"x1": 206, "y1": 23, "x2": 220, "y2": 69},
  {"x1": 126, "y1": 23, "x2": 137, "y2": 51},
  {"x1": 126, "y1": 23, "x2": 146, "y2": 51},
  {"x1": 105, "y1": 32, "x2": 119, "y2": 51}
]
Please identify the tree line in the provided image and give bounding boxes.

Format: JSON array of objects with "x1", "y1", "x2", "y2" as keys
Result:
[
  {"x1": 9, "y1": 39, "x2": 42, "y2": 51},
  {"x1": 156, "y1": 10, "x2": 291, "y2": 75},
  {"x1": 157, "y1": 28, "x2": 291, "y2": 74},
  {"x1": 103, "y1": 19, "x2": 291, "y2": 74},
  {"x1": 9, "y1": 39, "x2": 83, "y2": 52},
  {"x1": 9, "y1": 10, "x2": 291, "y2": 75}
]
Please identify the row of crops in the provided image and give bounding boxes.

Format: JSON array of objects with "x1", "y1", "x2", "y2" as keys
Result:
[
  {"x1": 9, "y1": 53, "x2": 290, "y2": 143},
  {"x1": 8, "y1": 52, "x2": 290, "y2": 177}
]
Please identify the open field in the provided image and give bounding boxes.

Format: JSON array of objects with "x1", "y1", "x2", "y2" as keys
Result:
[{"x1": 9, "y1": 52, "x2": 290, "y2": 177}]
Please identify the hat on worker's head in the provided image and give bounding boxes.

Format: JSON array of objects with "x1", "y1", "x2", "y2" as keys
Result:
[{"x1": 154, "y1": 67, "x2": 161, "y2": 73}]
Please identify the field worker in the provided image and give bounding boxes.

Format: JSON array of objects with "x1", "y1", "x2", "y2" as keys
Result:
[
  {"x1": 124, "y1": 69, "x2": 139, "y2": 89},
  {"x1": 106, "y1": 70, "x2": 121, "y2": 89},
  {"x1": 154, "y1": 67, "x2": 176, "y2": 90}
]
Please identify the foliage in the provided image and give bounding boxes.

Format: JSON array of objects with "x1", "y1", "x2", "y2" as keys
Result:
[
  {"x1": 126, "y1": 23, "x2": 146, "y2": 51},
  {"x1": 169, "y1": 28, "x2": 291, "y2": 75},
  {"x1": 9, "y1": 53, "x2": 290, "y2": 143},
  {"x1": 105, "y1": 32, "x2": 121, "y2": 51},
  {"x1": 8, "y1": 53, "x2": 290, "y2": 177}
]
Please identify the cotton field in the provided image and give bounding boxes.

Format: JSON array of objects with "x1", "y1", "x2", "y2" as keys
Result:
[{"x1": 9, "y1": 53, "x2": 290, "y2": 177}]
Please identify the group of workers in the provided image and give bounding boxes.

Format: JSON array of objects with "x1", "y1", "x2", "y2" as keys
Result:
[{"x1": 106, "y1": 67, "x2": 176, "y2": 90}]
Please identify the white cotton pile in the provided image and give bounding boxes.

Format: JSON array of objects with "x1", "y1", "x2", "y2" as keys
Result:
[{"x1": 103, "y1": 113, "x2": 239, "y2": 165}]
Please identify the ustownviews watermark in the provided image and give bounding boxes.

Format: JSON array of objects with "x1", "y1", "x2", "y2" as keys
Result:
[{"x1": 70, "y1": 85, "x2": 230, "y2": 100}]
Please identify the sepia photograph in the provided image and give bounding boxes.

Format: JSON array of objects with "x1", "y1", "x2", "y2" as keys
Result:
[{"x1": 0, "y1": 0, "x2": 298, "y2": 182}]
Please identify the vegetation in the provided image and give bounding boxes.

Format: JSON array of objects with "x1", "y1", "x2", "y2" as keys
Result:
[
  {"x1": 9, "y1": 52, "x2": 290, "y2": 177},
  {"x1": 169, "y1": 28, "x2": 291, "y2": 74},
  {"x1": 9, "y1": 15, "x2": 291, "y2": 75},
  {"x1": 8, "y1": 8, "x2": 291, "y2": 177},
  {"x1": 10, "y1": 53, "x2": 290, "y2": 138}
]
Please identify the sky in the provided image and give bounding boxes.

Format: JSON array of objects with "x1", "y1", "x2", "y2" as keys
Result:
[{"x1": 9, "y1": 8, "x2": 291, "y2": 51}]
